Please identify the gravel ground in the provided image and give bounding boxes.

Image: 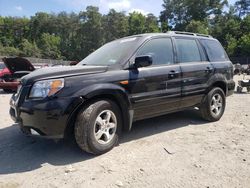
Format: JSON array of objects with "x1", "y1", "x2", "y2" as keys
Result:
[{"x1": 0, "y1": 75, "x2": 250, "y2": 188}]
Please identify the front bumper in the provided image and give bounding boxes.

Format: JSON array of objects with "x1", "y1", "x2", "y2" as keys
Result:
[{"x1": 10, "y1": 91, "x2": 83, "y2": 139}]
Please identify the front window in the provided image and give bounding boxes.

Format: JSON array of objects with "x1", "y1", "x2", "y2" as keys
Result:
[
  {"x1": 136, "y1": 38, "x2": 174, "y2": 65},
  {"x1": 78, "y1": 37, "x2": 141, "y2": 66}
]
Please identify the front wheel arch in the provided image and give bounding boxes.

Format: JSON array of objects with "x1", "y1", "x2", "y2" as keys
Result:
[{"x1": 64, "y1": 92, "x2": 131, "y2": 139}]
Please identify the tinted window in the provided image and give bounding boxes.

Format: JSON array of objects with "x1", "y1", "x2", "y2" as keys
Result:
[
  {"x1": 201, "y1": 39, "x2": 228, "y2": 62},
  {"x1": 175, "y1": 38, "x2": 201, "y2": 62},
  {"x1": 137, "y1": 38, "x2": 174, "y2": 65}
]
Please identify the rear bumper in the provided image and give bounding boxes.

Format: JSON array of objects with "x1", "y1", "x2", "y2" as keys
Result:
[{"x1": 10, "y1": 94, "x2": 83, "y2": 139}]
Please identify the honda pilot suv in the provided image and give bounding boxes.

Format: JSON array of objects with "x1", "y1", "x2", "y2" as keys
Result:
[{"x1": 10, "y1": 32, "x2": 235, "y2": 155}]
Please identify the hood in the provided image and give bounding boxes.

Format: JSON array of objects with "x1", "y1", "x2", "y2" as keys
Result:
[
  {"x1": 2, "y1": 57, "x2": 35, "y2": 73},
  {"x1": 22, "y1": 65, "x2": 108, "y2": 85}
]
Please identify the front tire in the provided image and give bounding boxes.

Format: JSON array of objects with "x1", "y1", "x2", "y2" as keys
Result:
[
  {"x1": 200, "y1": 87, "x2": 226, "y2": 122},
  {"x1": 74, "y1": 100, "x2": 122, "y2": 155}
]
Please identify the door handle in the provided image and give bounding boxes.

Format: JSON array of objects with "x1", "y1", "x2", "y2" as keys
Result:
[
  {"x1": 168, "y1": 70, "x2": 179, "y2": 79},
  {"x1": 205, "y1": 67, "x2": 213, "y2": 73}
]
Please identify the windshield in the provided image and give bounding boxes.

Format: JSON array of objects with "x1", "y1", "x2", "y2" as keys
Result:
[{"x1": 78, "y1": 37, "x2": 141, "y2": 66}]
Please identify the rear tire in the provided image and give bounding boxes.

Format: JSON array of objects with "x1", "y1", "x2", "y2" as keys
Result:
[
  {"x1": 200, "y1": 87, "x2": 226, "y2": 122},
  {"x1": 74, "y1": 100, "x2": 122, "y2": 155}
]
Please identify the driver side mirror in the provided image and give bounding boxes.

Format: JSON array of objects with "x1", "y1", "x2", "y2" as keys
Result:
[{"x1": 132, "y1": 55, "x2": 153, "y2": 69}]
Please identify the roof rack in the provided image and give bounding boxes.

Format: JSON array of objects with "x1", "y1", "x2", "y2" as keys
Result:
[{"x1": 167, "y1": 31, "x2": 212, "y2": 38}]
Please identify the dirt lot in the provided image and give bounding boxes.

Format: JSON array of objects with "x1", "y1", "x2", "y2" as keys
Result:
[{"x1": 0, "y1": 75, "x2": 250, "y2": 188}]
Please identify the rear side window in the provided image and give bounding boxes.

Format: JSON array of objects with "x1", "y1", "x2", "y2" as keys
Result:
[
  {"x1": 200, "y1": 39, "x2": 229, "y2": 62},
  {"x1": 137, "y1": 38, "x2": 174, "y2": 65},
  {"x1": 175, "y1": 38, "x2": 201, "y2": 63}
]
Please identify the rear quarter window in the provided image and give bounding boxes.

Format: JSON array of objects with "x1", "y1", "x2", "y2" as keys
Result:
[{"x1": 200, "y1": 39, "x2": 229, "y2": 62}]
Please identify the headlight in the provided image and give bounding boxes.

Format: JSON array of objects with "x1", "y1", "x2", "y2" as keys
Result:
[{"x1": 29, "y1": 79, "x2": 64, "y2": 99}]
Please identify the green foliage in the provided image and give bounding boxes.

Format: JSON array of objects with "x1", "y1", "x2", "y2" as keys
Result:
[
  {"x1": 38, "y1": 33, "x2": 61, "y2": 59},
  {"x1": 145, "y1": 14, "x2": 160, "y2": 33},
  {"x1": 225, "y1": 35, "x2": 238, "y2": 56},
  {"x1": 0, "y1": 46, "x2": 21, "y2": 56},
  {"x1": 0, "y1": 1, "x2": 249, "y2": 60},
  {"x1": 102, "y1": 9, "x2": 129, "y2": 42},
  {"x1": 185, "y1": 20, "x2": 209, "y2": 34},
  {"x1": 128, "y1": 12, "x2": 146, "y2": 35},
  {"x1": 238, "y1": 34, "x2": 250, "y2": 56},
  {"x1": 160, "y1": 0, "x2": 228, "y2": 30},
  {"x1": 19, "y1": 39, "x2": 41, "y2": 57},
  {"x1": 77, "y1": 6, "x2": 104, "y2": 59}
]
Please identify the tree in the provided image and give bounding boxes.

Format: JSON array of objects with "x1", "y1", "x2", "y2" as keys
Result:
[
  {"x1": 102, "y1": 9, "x2": 129, "y2": 42},
  {"x1": 0, "y1": 46, "x2": 21, "y2": 56},
  {"x1": 38, "y1": 33, "x2": 61, "y2": 59},
  {"x1": 241, "y1": 15, "x2": 250, "y2": 34},
  {"x1": 185, "y1": 20, "x2": 209, "y2": 34},
  {"x1": 0, "y1": 3, "x2": 249, "y2": 60},
  {"x1": 76, "y1": 6, "x2": 104, "y2": 60},
  {"x1": 145, "y1": 14, "x2": 159, "y2": 33},
  {"x1": 128, "y1": 12, "x2": 146, "y2": 35},
  {"x1": 19, "y1": 39, "x2": 41, "y2": 57},
  {"x1": 238, "y1": 34, "x2": 250, "y2": 56},
  {"x1": 29, "y1": 12, "x2": 51, "y2": 42},
  {"x1": 160, "y1": 0, "x2": 228, "y2": 30},
  {"x1": 225, "y1": 35, "x2": 238, "y2": 56},
  {"x1": 210, "y1": 13, "x2": 241, "y2": 46}
]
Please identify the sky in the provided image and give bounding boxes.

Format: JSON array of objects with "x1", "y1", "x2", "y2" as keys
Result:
[{"x1": 0, "y1": 0, "x2": 237, "y2": 17}]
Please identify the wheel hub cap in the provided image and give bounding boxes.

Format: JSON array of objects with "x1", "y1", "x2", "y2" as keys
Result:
[
  {"x1": 210, "y1": 93, "x2": 223, "y2": 116},
  {"x1": 94, "y1": 110, "x2": 117, "y2": 144}
]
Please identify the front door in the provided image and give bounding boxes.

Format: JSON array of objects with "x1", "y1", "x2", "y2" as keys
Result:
[{"x1": 129, "y1": 37, "x2": 182, "y2": 121}]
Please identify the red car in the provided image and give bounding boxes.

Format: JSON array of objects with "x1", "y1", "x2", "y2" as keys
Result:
[
  {"x1": 0, "y1": 57, "x2": 35, "y2": 92},
  {"x1": 0, "y1": 62, "x2": 11, "y2": 77}
]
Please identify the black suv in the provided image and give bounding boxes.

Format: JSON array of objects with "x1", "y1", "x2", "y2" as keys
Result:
[{"x1": 10, "y1": 32, "x2": 235, "y2": 154}]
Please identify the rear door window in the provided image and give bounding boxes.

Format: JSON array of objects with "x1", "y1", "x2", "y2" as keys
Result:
[
  {"x1": 200, "y1": 39, "x2": 229, "y2": 62},
  {"x1": 175, "y1": 38, "x2": 201, "y2": 63}
]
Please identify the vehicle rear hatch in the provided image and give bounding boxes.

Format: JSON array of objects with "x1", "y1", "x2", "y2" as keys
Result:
[{"x1": 2, "y1": 57, "x2": 35, "y2": 73}]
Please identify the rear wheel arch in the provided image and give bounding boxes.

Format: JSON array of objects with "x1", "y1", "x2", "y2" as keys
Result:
[
  {"x1": 211, "y1": 81, "x2": 227, "y2": 95},
  {"x1": 206, "y1": 73, "x2": 228, "y2": 96}
]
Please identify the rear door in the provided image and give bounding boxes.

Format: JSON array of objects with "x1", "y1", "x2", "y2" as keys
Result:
[
  {"x1": 174, "y1": 37, "x2": 213, "y2": 108},
  {"x1": 130, "y1": 37, "x2": 182, "y2": 120}
]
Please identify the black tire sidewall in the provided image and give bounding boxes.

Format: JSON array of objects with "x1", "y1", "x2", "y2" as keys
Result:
[
  {"x1": 207, "y1": 88, "x2": 226, "y2": 121},
  {"x1": 86, "y1": 100, "x2": 122, "y2": 154}
]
